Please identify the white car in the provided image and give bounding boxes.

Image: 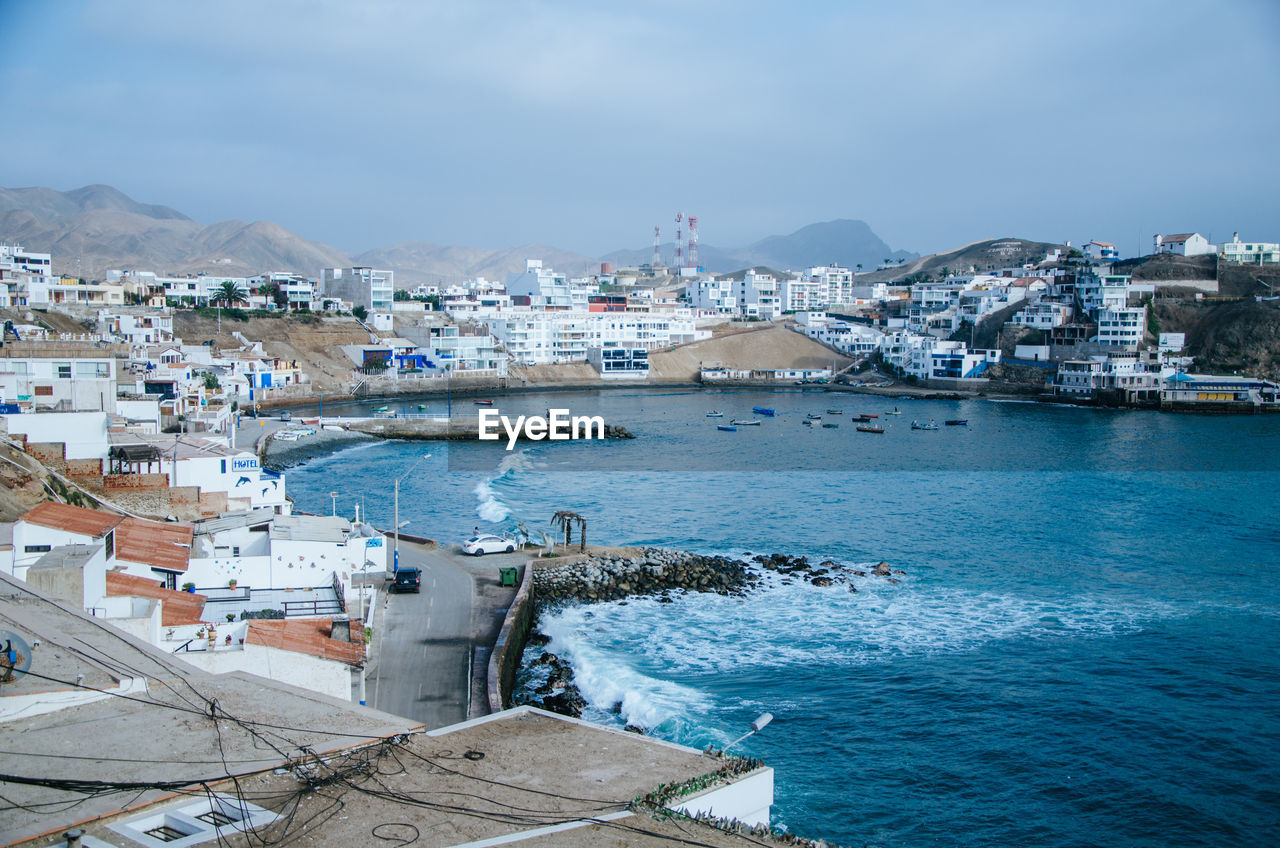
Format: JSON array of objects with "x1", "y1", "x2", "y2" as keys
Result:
[{"x1": 463, "y1": 534, "x2": 516, "y2": 556}]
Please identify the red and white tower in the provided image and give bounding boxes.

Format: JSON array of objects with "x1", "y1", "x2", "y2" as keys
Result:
[
  {"x1": 674, "y1": 212, "x2": 684, "y2": 269},
  {"x1": 687, "y1": 215, "x2": 699, "y2": 270}
]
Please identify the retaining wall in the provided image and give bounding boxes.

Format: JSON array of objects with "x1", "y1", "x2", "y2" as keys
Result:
[{"x1": 487, "y1": 562, "x2": 535, "y2": 713}]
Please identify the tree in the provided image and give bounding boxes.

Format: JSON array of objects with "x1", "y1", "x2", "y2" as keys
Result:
[
  {"x1": 550, "y1": 510, "x2": 587, "y2": 552},
  {"x1": 352, "y1": 305, "x2": 368, "y2": 321},
  {"x1": 211, "y1": 280, "x2": 247, "y2": 306},
  {"x1": 202, "y1": 372, "x2": 220, "y2": 390},
  {"x1": 394, "y1": 289, "x2": 410, "y2": 301},
  {"x1": 856, "y1": 263, "x2": 862, "y2": 272},
  {"x1": 259, "y1": 281, "x2": 288, "y2": 310}
]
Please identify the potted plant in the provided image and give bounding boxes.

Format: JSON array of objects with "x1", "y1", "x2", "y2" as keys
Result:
[
  {"x1": 182, "y1": 582, "x2": 196, "y2": 593},
  {"x1": 228, "y1": 578, "x2": 237, "y2": 590}
]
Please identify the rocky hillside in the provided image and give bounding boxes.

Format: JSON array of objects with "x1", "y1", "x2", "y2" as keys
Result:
[
  {"x1": 1153, "y1": 299, "x2": 1280, "y2": 377},
  {"x1": 352, "y1": 241, "x2": 600, "y2": 285}
]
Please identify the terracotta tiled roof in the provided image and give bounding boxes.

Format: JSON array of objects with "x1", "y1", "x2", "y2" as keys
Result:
[
  {"x1": 245, "y1": 619, "x2": 365, "y2": 666},
  {"x1": 105, "y1": 571, "x2": 207, "y2": 625},
  {"x1": 114, "y1": 518, "x2": 193, "y2": 573},
  {"x1": 20, "y1": 502, "x2": 123, "y2": 538}
]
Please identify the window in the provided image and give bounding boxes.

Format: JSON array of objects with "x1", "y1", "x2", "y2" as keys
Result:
[
  {"x1": 104, "y1": 530, "x2": 114, "y2": 559},
  {"x1": 24, "y1": 544, "x2": 52, "y2": 554},
  {"x1": 56, "y1": 363, "x2": 72, "y2": 379}
]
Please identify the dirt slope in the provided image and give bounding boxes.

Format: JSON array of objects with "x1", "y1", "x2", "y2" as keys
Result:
[{"x1": 649, "y1": 324, "x2": 851, "y2": 381}]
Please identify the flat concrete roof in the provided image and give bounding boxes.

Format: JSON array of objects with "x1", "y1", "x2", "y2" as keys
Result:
[{"x1": 27, "y1": 707, "x2": 775, "y2": 848}]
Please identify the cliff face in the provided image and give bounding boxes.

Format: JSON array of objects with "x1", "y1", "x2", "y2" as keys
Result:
[{"x1": 1154, "y1": 299, "x2": 1280, "y2": 377}]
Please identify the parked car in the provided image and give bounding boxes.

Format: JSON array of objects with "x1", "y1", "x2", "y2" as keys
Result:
[
  {"x1": 463, "y1": 534, "x2": 516, "y2": 556},
  {"x1": 279, "y1": 411, "x2": 291, "y2": 422},
  {"x1": 391, "y1": 567, "x2": 421, "y2": 593}
]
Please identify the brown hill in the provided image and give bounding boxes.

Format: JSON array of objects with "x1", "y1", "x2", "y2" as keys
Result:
[
  {"x1": 352, "y1": 241, "x2": 601, "y2": 285},
  {"x1": 860, "y1": 237, "x2": 1064, "y2": 283}
]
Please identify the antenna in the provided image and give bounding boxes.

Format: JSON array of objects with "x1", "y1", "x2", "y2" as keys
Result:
[
  {"x1": 0, "y1": 630, "x2": 34, "y2": 684},
  {"x1": 675, "y1": 212, "x2": 684, "y2": 270},
  {"x1": 688, "y1": 215, "x2": 699, "y2": 269},
  {"x1": 653, "y1": 226, "x2": 661, "y2": 268}
]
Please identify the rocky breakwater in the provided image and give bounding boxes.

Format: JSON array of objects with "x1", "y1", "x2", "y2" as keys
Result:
[
  {"x1": 524, "y1": 548, "x2": 757, "y2": 718},
  {"x1": 534, "y1": 547, "x2": 756, "y2": 605}
]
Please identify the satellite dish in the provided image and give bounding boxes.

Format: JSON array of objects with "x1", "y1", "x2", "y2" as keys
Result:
[{"x1": 0, "y1": 630, "x2": 33, "y2": 684}]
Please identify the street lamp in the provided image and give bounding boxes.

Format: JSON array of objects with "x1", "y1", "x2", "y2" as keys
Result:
[
  {"x1": 392, "y1": 452, "x2": 431, "y2": 574},
  {"x1": 723, "y1": 713, "x2": 773, "y2": 752}
]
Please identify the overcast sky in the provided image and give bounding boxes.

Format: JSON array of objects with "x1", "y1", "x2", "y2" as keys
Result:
[{"x1": 4, "y1": 0, "x2": 1278, "y2": 257}]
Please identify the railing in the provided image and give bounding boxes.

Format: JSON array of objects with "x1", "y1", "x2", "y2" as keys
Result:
[{"x1": 282, "y1": 598, "x2": 345, "y2": 617}]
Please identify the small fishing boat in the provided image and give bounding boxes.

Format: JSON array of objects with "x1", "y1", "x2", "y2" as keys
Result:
[
  {"x1": 802, "y1": 419, "x2": 815, "y2": 427},
  {"x1": 806, "y1": 413, "x2": 823, "y2": 421},
  {"x1": 372, "y1": 405, "x2": 388, "y2": 413},
  {"x1": 856, "y1": 424, "x2": 885, "y2": 433},
  {"x1": 752, "y1": 406, "x2": 775, "y2": 416},
  {"x1": 884, "y1": 408, "x2": 902, "y2": 415},
  {"x1": 855, "y1": 414, "x2": 879, "y2": 422},
  {"x1": 717, "y1": 425, "x2": 738, "y2": 432},
  {"x1": 822, "y1": 422, "x2": 839, "y2": 429},
  {"x1": 945, "y1": 419, "x2": 968, "y2": 426},
  {"x1": 731, "y1": 419, "x2": 762, "y2": 426},
  {"x1": 826, "y1": 409, "x2": 843, "y2": 415},
  {"x1": 706, "y1": 411, "x2": 724, "y2": 418},
  {"x1": 911, "y1": 420, "x2": 939, "y2": 431},
  {"x1": 474, "y1": 399, "x2": 495, "y2": 405}
]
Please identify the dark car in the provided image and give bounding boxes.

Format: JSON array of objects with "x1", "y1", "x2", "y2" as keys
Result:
[{"x1": 391, "y1": 567, "x2": 421, "y2": 594}]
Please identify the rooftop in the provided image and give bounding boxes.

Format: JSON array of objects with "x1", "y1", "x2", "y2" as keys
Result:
[
  {"x1": 244, "y1": 617, "x2": 365, "y2": 665},
  {"x1": 18, "y1": 502, "x2": 123, "y2": 538},
  {"x1": 115, "y1": 516, "x2": 193, "y2": 573},
  {"x1": 269, "y1": 513, "x2": 351, "y2": 543},
  {"x1": 105, "y1": 570, "x2": 207, "y2": 625}
]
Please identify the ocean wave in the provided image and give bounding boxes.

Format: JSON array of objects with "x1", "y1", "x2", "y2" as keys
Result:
[{"x1": 473, "y1": 479, "x2": 511, "y2": 523}]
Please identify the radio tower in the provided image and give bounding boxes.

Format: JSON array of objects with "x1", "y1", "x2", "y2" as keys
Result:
[
  {"x1": 687, "y1": 215, "x2": 699, "y2": 270},
  {"x1": 652, "y1": 226, "x2": 661, "y2": 268},
  {"x1": 674, "y1": 212, "x2": 684, "y2": 269}
]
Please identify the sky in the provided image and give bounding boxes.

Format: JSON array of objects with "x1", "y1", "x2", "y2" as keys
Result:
[{"x1": 3, "y1": 0, "x2": 1278, "y2": 258}]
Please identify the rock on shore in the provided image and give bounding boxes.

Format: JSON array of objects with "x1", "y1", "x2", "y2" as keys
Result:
[
  {"x1": 260, "y1": 428, "x2": 377, "y2": 470},
  {"x1": 533, "y1": 547, "x2": 757, "y2": 605}
]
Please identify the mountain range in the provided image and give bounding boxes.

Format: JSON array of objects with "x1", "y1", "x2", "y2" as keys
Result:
[{"x1": 1, "y1": 185, "x2": 916, "y2": 284}]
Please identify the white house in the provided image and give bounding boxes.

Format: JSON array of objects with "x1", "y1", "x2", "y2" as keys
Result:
[
  {"x1": 1095, "y1": 305, "x2": 1146, "y2": 349},
  {"x1": 0, "y1": 346, "x2": 119, "y2": 412},
  {"x1": 1083, "y1": 241, "x2": 1120, "y2": 261},
  {"x1": 321, "y1": 266, "x2": 395, "y2": 312},
  {"x1": 1154, "y1": 232, "x2": 1215, "y2": 257},
  {"x1": 1218, "y1": 233, "x2": 1279, "y2": 265}
]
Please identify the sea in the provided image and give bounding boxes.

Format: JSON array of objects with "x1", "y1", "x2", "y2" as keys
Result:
[{"x1": 288, "y1": 388, "x2": 1280, "y2": 847}]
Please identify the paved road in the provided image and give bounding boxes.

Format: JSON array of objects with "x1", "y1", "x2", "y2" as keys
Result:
[{"x1": 370, "y1": 546, "x2": 476, "y2": 728}]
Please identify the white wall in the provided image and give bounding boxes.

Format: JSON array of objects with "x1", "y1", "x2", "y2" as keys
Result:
[
  {"x1": 3, "y1": 411, "x2": 110, "y2": 459},
  {"x1": 178, "y1": 643, "x2": 352, "y2": 701},
  {"x1": 674, "y1": 768, "x2": 774, "y2": 828}
]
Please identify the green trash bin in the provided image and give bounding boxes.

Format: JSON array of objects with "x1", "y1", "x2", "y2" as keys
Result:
[{"x1": 499, "y1": 567, "x2": 518, "y2": 587}]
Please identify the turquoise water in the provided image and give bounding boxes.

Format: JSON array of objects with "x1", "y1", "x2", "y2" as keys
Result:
[{"x1": 290, "y1": 390, "x2": 1280, "y2": 847}]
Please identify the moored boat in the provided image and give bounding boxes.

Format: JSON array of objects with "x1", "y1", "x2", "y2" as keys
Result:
[
  {"x1": 706, "y1": 411, "x2": 724, "y2": 418},
  {"x1": 826, "y1": 409, "x2": 843, "y2": 415},
  {"x1": 911, "y1": 419, "x2": 939, "y2": 431},
  {"x1": 806, "y1": 413, "x2": 823, "y2": 420},
  {"x1": 474, "y1": 399, "x2": 495, "y2": 405},
  {"x1": 731, "y1": 419, "x2": 762, "y2": 426},
  {"x1": 884, "y1": 408, "x2": 902, "y2": 415},
  {"x1": 752, "y1": 406, "x2": 775, "y2": 416},
  {"x1": 822, "y1": 422, "x2": 839, "y2": 429},
  {"x1": 856, "y1": 424, "x2": 885, "y2": 433},
  {"x1": 717, "y1": 425, "x2": 738, "y2": 432},
  {"x1": 945, "y1": 419, "x2": 968, "y2": 426}
]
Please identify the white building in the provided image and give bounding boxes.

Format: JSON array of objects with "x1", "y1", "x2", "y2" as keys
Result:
[
  {"x1": 689, "y1": 277, "x2": 737, "y2": 313},
  {"x1": 0, "y1": 347, "x2": 119, "y2": 412},
  {"x1": 98, "y1": 308, "x2": 175, "y2": 345},
  {"x1": 506, "y1": 259, "x2": 572, "y2": 309},
  {"x1": 1083, "y1": 241, "x2": 1120, "y2": 261},
  {"x1": 1010, "y1": 302, "x2": 1073, "y2": 329},
  {"x1": 734, "y1": 270, "x2": 783, "y2": 320},
  {"x1": 486, "y1": 311, "x2": 705, "y2": 365},
  {"x1": 1218, "y1": 233, "x2": 1279, "y2": 265},
  {"x1": 1154, "y1": 232, "x2": 1215, "y2": 257},
  {"x1": 0, "y1": 243, "x2": 56, "y2": 308},
  {"x1": 1095, "y1": 305, "x2": 1146, "y2": 349},
  {"x1": 321, "y1": 266, "x2": 395, "y2": 312}
]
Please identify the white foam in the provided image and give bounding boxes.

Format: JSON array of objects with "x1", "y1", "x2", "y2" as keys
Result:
[{"x1": 473, "y1": 479, "x2": 511, "y2": 522}]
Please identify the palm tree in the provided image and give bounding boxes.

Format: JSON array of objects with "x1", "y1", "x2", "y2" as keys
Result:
[
  {"x1": 550, "y1": 510, "x2": 587, "y2": 552},
  {"x1": 211, "y1": 280, "x2": 247, "y2": 306}
]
